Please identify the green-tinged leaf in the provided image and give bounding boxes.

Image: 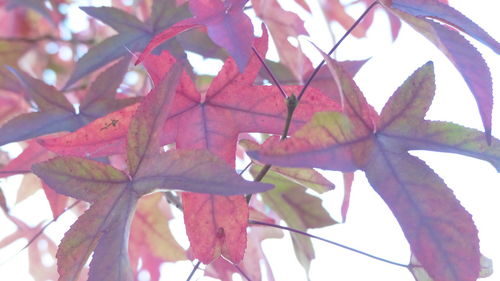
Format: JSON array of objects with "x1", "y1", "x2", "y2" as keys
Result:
[
  {"x1": 32, "y1": 156, "x2": 129, "y2": 203},
  {"x1": 379, "y1": 120, "x2": 500, "y2": 172},
  {"x1": 269, "y1": 166, "x2": 334, "y2": 193},
  {"x1": 379, "y1": 61, "x2": 435, "y2": 131},
  {"x1": 382, "y1": 4, "x2": 494, "y2": 142},
  {"x1": 240, "y1": 139, "x2": 334, "y2": 193},
  {"x1": 132, "y1": 149, "x2": 272, "y2": 196},
  {"x1": 251, "y1": 164, "x2": 336, "y2": 273},
  {"x1": 127, "y1": 58, "x2": 182, "y2": 177},
  {"x1": 57, "y1": 185, "x2": 137, "y2": 281}
]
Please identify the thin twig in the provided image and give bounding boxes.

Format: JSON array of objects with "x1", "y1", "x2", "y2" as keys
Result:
[
  {"x1": 249, "y1": 219, "x2": 408, "y2": 268},
  {"x1": 238, "y1": 162, "x2": 253, "y2": 176},
  {"x1": 0, "y1": 200, "x2": 82, "y2": 266},
  {"x1": 186, "y1": 260, "x2": 201, "y2": 281},
  {"x1": 297, "y1": 1, "x2": 378, "y2": 101},
  {"x1": 1, "y1": 35, "x2": 95, "y2": 45},
  {"x1": 0, "y1": 170, "x2": 32, "y2": 175},
  {"x1": 252, "y1": 47, "x2": 288, "y2": 98},
  {"x1": 233, "y1": 263, "x2": 252, "y2": 281}
]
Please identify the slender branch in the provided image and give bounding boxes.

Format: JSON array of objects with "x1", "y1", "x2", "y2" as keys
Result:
[
  {"x1": 233, "y1": 263, "x2": 253, "y2": 281},
  {"x1": 0, "y1": 200, "x2": 82, "y2": 265},
  {"x1": 297, "y1": 1, "x2": 378, "y2": 101},
  {"x1": 1, "y1": 35, "x2": 95, "y2": 45},
  {"x1": 186, "y1": 260, "x2": 201, "y2": 281},
  {"x1": 238, "y1": 161, "x2": 253, "y2": 176},
  {"x1": 252, "y1": 47, "x2": 288, "y2": 98},
  {"x1": 249, "y1": 219, "x2": 408, "y2": 268},
  {"x1": 0, "y1": 170, "x2": 31, "y2": 175},
  {"x1": 164, "y1": 191, "x2": 183, "y2": 211}
]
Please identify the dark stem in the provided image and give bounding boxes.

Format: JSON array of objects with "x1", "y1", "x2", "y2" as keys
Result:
[
  {"x1": 186, "y1": 260, "x2": 201, "y2": 281},
  {"x1": 297, "y1": 1, "x2": 378, "y2": 101},
  {"x1": 0, "y1": 35, "x2": 95, "y2": 45},
  {"x1": 249, "y1": 219, "x2": 408, "y2": 268},
  {"x1": 0, "y1": 170, "x2": 31, "y2": 175},
  {"x1": 164, "y1": 191, "x2": 183, "y2": 211},
  {"x1": 251, "y1": 47, "x2": 288, "y2": 98},
  {"x1": 0, "y1": 200, "x2": 81, "y2": 265},
  {"x1": 238, "y1": 162, "x2": 253, "y2": 176},
  {"x1": 233, "y1": 263, "x2": 253, "y2": 281}
]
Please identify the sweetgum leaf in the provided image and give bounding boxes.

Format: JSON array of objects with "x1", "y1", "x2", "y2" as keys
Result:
[
  {"x1": 251, "y1": 0, "x2": 311, "y2": 80},
  {"x1": 38, "y1": 104, "x2": 139, "y2": 157},
  {"x1": 132, "y1": 149, "x2": 272, "y2": 196},
  {"x1": 127, "y1": 56, "x2": 182, "y2": 177},
  {"x1": 65, "y1": 4, "x2": 190, "y2": 88},
  {"x1": 79, "y1": 56, "x2": 139, "y2": 119},
  {"x1": 129, "y1": 193, "x2": 186, "y2": 263},
  {"x1": 189, "y1": 0, "x2": 253, "y2": 71},
  {"x1": 251, "y1": 164, "x2": 336, "y2": 273},
  {"x1": 250, "y1": 62, "x2": 495, "y2": 281},
  {"x1": 32, "y1": 156, "x2": 129, "y2": 203},
  {"x1": 382, "y1": 2, "x2": 496, "y2": 143},
  {"x1": 182, "y1": 192, "x2": 248, "y2": 264},
  {"x1": 388, "y1": 0, "x2": 500, "y2": 53}
]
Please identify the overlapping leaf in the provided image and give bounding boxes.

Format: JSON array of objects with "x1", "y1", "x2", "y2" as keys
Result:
[
  {"x1": 251, "y1": 164, "x2": 336, "y2": 274},
  {"x1": 381, "y1": 0, "x2": 500, "y2": 143},
  {"x1": 250, "y1": 61, "x2": 500, "y2": 281},
  {"x1": 65, "y1": 2, "x2": 190, "y2": 87},
  {"x1": 33, "y1": 62, "x2": 270, "y2": 281},
  {"x1": 0, "y1": 39, "x2": 31, "y2": 91},
  {"x1": 138, "y1": 0, "x2": 253, "y2": 71},
  {"x1": 0, "y1": 58, "x2": 138, "y2": 146}
]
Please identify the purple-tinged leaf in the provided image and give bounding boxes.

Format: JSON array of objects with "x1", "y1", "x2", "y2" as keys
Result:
[
  {"x1": 0, "y1": 112, "x2": 80, "y2": 146},
  {"x1": 249, "y1": 112, "x2": 364, "y2": 171},
  {"x1": 189, "y1": 0, "x2": 253, "y2": 71},
  {"x1": 87, "y1": 190, "x2": 137, "y2": 281},
  {"x1": 79, "y1": 56, "x2": 140, "y2": 120},
  {"x1": 382, "y1": 5, "x2": 494, "y2": 143},
  {"x1": 80, "y1": 6, "x2": 148, "y2": 33},
  {"x1": 65, "y1": 4, "x2": 189, "y2": 88},
  {"x1": 65, "y1": 33, "x2": 150, "y2": 89},
  {"x1": 365, "y1": 150, "x2": 479, "y2": 281},
  {"x1": 388, "y1": 0, "x2": 500, "y2": 53},
  {"x1": 132, "y1": 149, "x2": 272, "y2": 196}
]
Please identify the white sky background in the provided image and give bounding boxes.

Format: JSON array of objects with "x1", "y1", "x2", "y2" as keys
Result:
[{"x1": 0, "y1": 0, "x2": 499, "y2": 281}]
